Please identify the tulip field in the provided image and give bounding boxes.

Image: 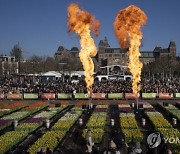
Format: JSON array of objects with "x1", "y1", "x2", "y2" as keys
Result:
[{"x1": 0, "y1": 100, "x2": 179, "y2": 154}]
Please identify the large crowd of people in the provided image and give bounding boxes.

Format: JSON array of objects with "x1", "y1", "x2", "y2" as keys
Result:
[{"x1": 0, "y1": 74, "x2": 180, "y2": 94}]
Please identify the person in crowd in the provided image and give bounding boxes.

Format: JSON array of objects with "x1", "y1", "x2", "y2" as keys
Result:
[
  {"x1": 0, "y1": 74, "x2": 180, "y2": 94},
  {"x1": 86, "y1": 130, "x2": 94, "y2": 153},
  {"x1": 125, "y1": 143, "x2": 137, "y2": 154},
  {"x1": 46, "y1": 147, "x2": 53, "y2": 154}
]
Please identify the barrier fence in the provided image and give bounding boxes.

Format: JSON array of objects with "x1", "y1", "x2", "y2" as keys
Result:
[
  {"x1": 23, "y1": 93, "x2": 38, "y2": 100},
  {"x1": 142, "y1": 93, "x2": 156, "y2": 99},
  {"x1": 6, "y1": 94, "x2": 23, "y2": 100},
  {"x1": 58, "y1": 93, "x2": 72, "y2": 99},
  {"x1": 0, "y1": 92, "x2": 179, "y2": 100},
  {"x1": 74, "y1": 93, "x2": 89, "y2": 99},
  {"x1": 108, "y1": 93, "x2": 123, "y2": 99},
  {"x1": 41, "y1": 93, "x2": 56, "y2": 100},
  {"x1": 175, "y1": 93, "x2": 180, "y2": 98}
]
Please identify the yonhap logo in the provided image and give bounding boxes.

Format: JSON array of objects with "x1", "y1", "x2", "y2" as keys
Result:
[{"x1": 147, "y1": 132, "x2": 161, "y2": 148}]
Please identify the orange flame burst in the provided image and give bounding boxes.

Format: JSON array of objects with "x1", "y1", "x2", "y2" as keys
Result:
[
  {"x1": 114, "y1": 5, "x2": 147, "y2": 94},
  {"x1": 67, "y1": 3, "x2": 101, "y2": 94}
]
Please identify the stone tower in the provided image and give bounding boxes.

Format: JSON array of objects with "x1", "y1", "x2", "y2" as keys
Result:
[
  {"x1": 168, "y1": 41, "x2": 176, "y2": 60},
  {"x1": 98, "y1": 37, "x2": 110, "y2": 53}
]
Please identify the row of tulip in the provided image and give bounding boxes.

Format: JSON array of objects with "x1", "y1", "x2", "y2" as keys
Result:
[
  {"x1": 146, "y1": 112, "x2": 173, "y2": 129},
  {"x1": 120, "y1": 113, "x2": 139, "y2": 129},
  {"x1": 0, "y1": 102, "x2": 7, "y2": 108},
  {"x1": 0, "y1": 101, "x2": 28, "y2": 117},
  {"x1": 158, "y1": 103, "x2": 180, "y2": 121},
  {"x1": 144, "y1": 103, "x2": 180, "y2": 153},
  {"x1": 0, "y1": 102, "x2": 54, "y2": 152},
  {"x1": 33, "y1": 107, "x2": 66, "y2": 119},
  {"x1": 2, "y1": 111, "x2": 31, "y2": 121},
  {"x1": 0, "y1": 123, "x2": 40, "y2": 154},
  {"x1": 0, "y1": 131, "x2": 29, "y2": 153},
  {"x1": 158, "y1": 128, "x2": 180, "y2": 152},
  {"x1": 118, "y1": 103, "x2": 133, "y2": 113},
  {"x1": 24, "y1": 105, "x2": 67, "y2": 124},
  {"x1": 1, "y1": 102, "x2": 50, "y2": 121},
  {"x1": 22, "y1": 102, "x2": 49, "y2": 115},
  {"x1": 3, "y1": 101, "x2": 28, "y2": 110},
  {"x1": 0, "y1": 104, "x2": 67, "y2": 153},
  {"x1": 28, "y1": 107, "x2": 83, "y2": 153},
  {"x1": 15, "y1": 123, "x2": 41, "y2": 132},
  {"x1": 51, "y1": 107, "x2": 82, "y2": 130},
  {"x1": 0, "y1": 119, "x2": 12, "y2": 131},
  {"x1": 119, "y1": 102, "x2": 143, "y2": 143},
  {"x1": 0, "y1": 102, "x2": 50, "y2": 131},
  {"x1": 120, "y1": 113, "x2": 143, "y2": 143},
  {"x1": 83, "y1": 105, "x2": 108, "y2": 143}
]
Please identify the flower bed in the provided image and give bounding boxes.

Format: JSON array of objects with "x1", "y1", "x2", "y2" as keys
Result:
[
  {"x1": 60, "y1": 101, "x2": 69, "y2": 105},
  {"x1": 28, "y1": 107, "x2": 83, "y2": 153},
  {"x1": 143, "y1": 103, "x2": 156, "y2": 112},
  {"x1": 0, "y1": 119, "x2": 12, "y2": 131},
  {"x1": 28, "y1": 101, "x2": 49, "y2": 108},
  {"x1": 144, "y1": 103, "x2": 180, "y2": 152},
  {"x1": 51, "y1": 108, "x2": 82, "y2": 130},
  {"x1": 15, "y1": 123, "x2": 40, "y2": 132},
  {"x1": 22, "y1": 102, "x2": 50, "y2": 115},
  {"x1": 118, "y1": 101, "x2": 129, "y2": 105},
  {"x1": 0, "y1": 102, "x2": 7, "y2": 108},
  {"x1": 0, "y1": 109, "x2": 10, "y2": 117},
  {"x1": 24, "y1": 117, "x2": 46, "y2": 123},
  {"x1": 158, "y1": 103, "x2": 180, "y2": 120},
  {"x1": 28, "y1": 131, "x2": 65, "y2": 154},
  {"x1": 3, "y1": 101, "x2": 28, "y2": 110},
  {"x1": 118, "y1": 103, "x2": 133, "y2": 113},
  {"x1": 97, "y1": 101, "x2": 108, "y2": 105},
  {"x1": 33, "y1": 107, "x2": 65, "y2": 119},
  {"x1": 119, "y1": 102, "x2": 143, "y2": 143},
  {"x1": 86, "y1": 114, "x2": 106, "y2": 129},
  {"x1": 120, "y1": 113, "x2": 143, "y2": 143},
  {"x1": 157, "y1": 128, "x2": 180, "y2": 152},
  {"x1": 122, "y1": 128, "x2": 143, "y2": 143},
  {"x1": 120, "y1": 114, "x2": 139, "y2": 129},
  {"x1": 83, "y1": 105, "x2": 107, "y2": 143},
  {"x1": 94, "y1": 108, "x2": 107, "y2": 112},
  {"x1": 83, "y1": 128, "x2": 104, "y2": 143},
  {"x1": 146, "y1": 112, "x2": 172, "y2": 129},
  {"x1": 2, "y1": 111, "x2": 30, "y2": 121},
  {"x1": 22, "y1": 107, "x2": 41, "y2": 114},
  {"x1": 0, "y1": 131, "x2": 28, "y2": 153},
  {"x1": 0, "y1": 122, "x2": 41, "y2": 153},
  {"x1": 75, "y1": 101, "x2": 88, "y2": 106},
  {"x1": 0, "y1": 101, "x2": 28, "y2": 117}
]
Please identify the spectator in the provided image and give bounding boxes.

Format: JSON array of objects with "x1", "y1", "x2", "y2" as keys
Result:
[{"x1": 86, "y1": 130, "x2": 94, "y2": 153}]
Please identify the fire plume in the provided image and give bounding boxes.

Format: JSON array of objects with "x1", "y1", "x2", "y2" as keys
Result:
[
  {"x1": 67, "y1": 3, "x2": 100, "y2": 93},
  {"x1": 114, "y1": 5, "x2": 147, "y2": 94}
]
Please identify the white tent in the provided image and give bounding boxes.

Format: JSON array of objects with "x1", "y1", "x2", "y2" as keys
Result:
[{"x1": 42, "y1": 71, "x2": 62, "y2": 77}]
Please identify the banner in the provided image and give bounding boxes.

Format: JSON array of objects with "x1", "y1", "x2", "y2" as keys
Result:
[
  {"x1": 125, "y1": 93, "x2": 139, "y2": 99},
  {"x1": 6, "y1": 94, "x2": 23, "y2": 100},
  {"x1": 41, "y1": 93, "x2": 56, "y2": 99},
  {"x1": 74, "y1": 93, "x2": 89, "y2": 99},
  {"x1": 158, "y1": 93, "x2": 173, "y2": 99},
  {"x1": 175, "y1": 93, "x2": 180, "y2": 98},
  {"x1": 142, "y1": 93, "x2": 156, "y2": 99},
  {"x1": 58, "y1": 93, "x2": 72, "y2": 99},
  {"x1": 91, "y1": 93, "x2": 106, "y2": 99},
  {"x1": 23, "y1": 93, "x2": 38, "y2": 99},
  {"x1": 108, "y1": 93, "x2": 123, "y2": 99}
]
